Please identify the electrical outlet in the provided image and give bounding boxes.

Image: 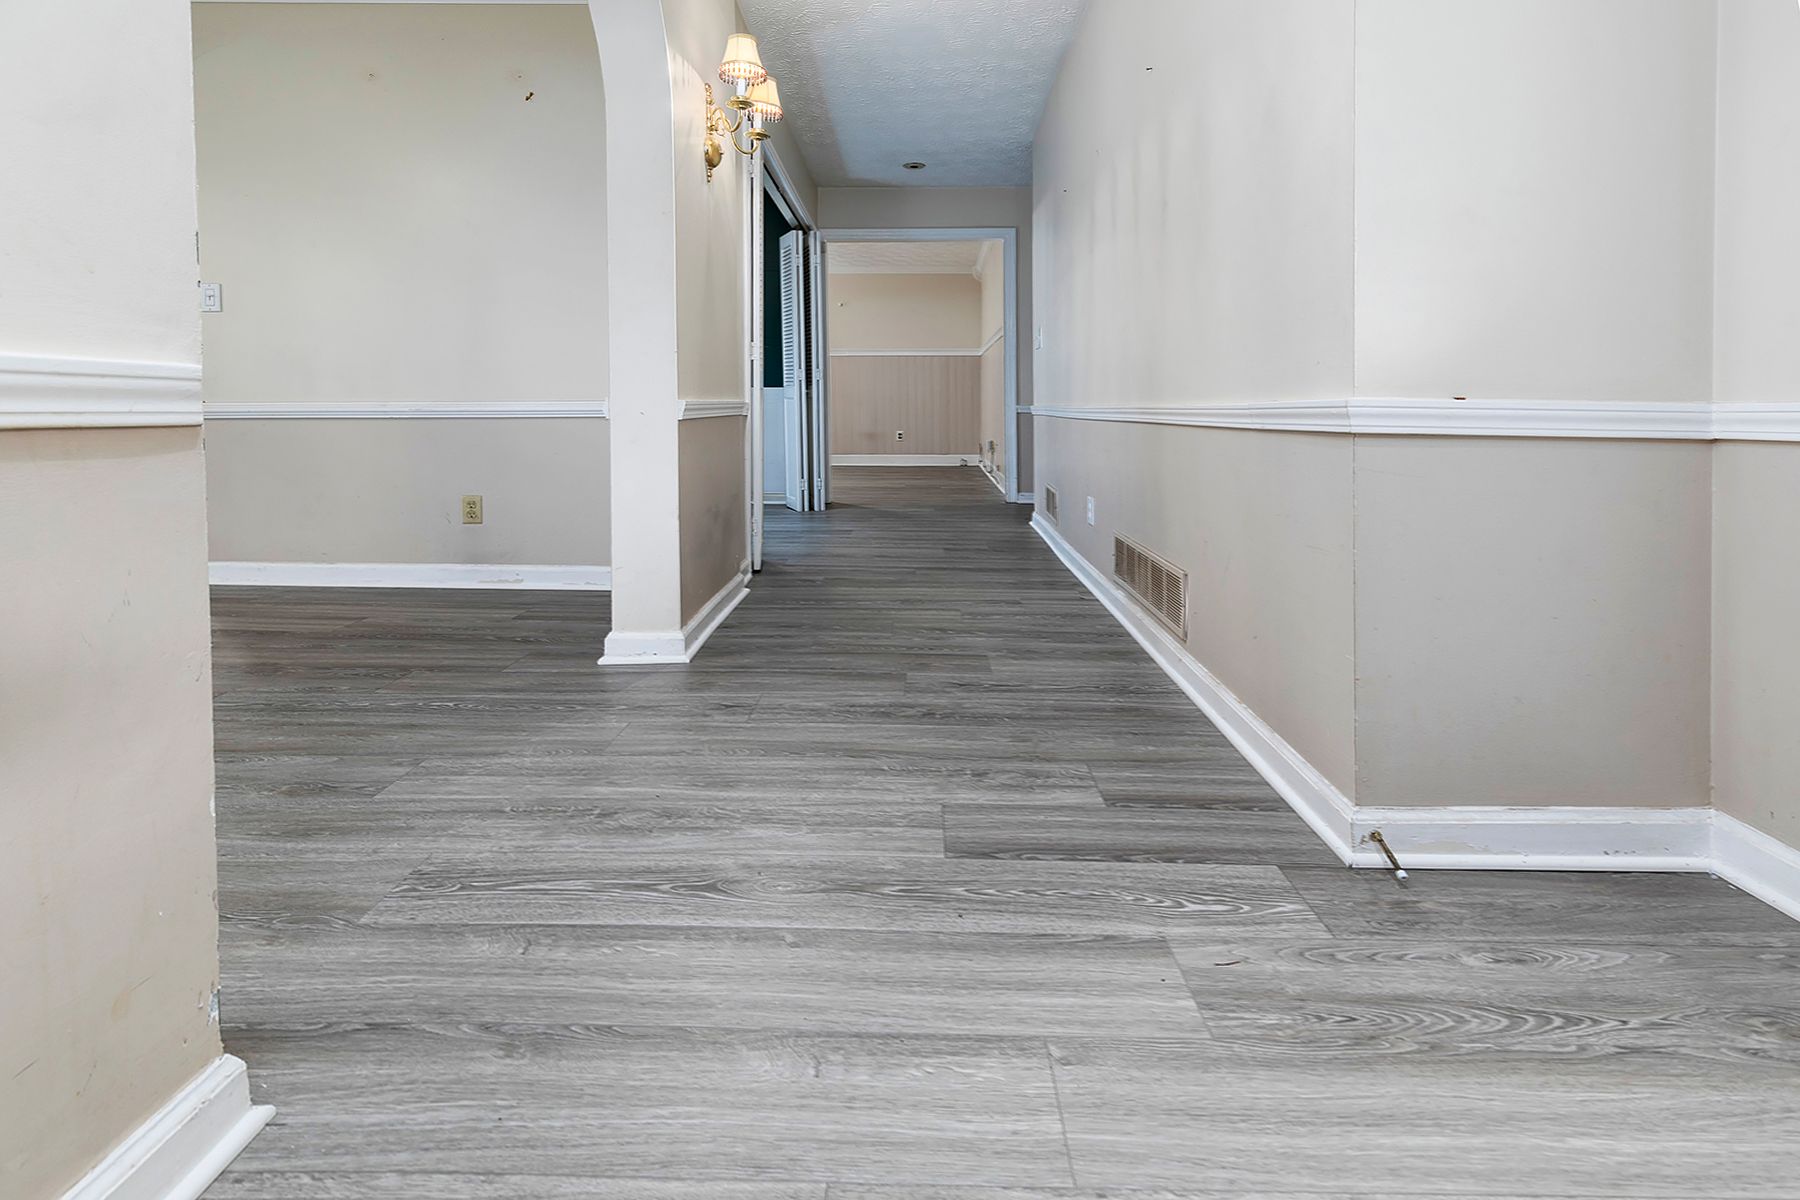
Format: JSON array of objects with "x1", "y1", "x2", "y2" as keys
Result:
[
  {"x1": 461, "y1": 494, "x2": 484, "y2": 524},
  {"x1": 895, "y1": 430, "x2": 905, "y2": 442},
  {"x1": 1086, "y1": 496, "x2": 1096, "y2": 526},
  {"x1": 199, "y1": 282, "x2": 223, "y2": 313}
]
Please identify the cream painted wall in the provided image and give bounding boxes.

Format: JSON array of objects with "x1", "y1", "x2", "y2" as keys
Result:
[
  {"x1": 2, "y1": 2, "x2": 222, "y2": 1194},
  {"x1": 1, "y1": 5, "x2": 202, "y2": 365},
  {"x1": 207, "y1": 419, "x2": 610, "y2": 565},
  {"x1": 1354, "y1": 0, "x2": 1716, "y2": 402},
  {"x1": 1030, "y1": 0, "x2": 1357, "y2": 788},
  {"x1": 1033, "y1": 1, "x2": 1354, "y2": 409},
  {"x1": 1711, "y1": 1, "x2": 1800, "y2": 846},
  {"x1": 1035, "y1": 419, "x2": 1357, "y2": 797},
  {"x1": 1344, "y1": 1, "x2": 1719, "y2": 810},
  {"x1": 192, "y1": 3, "x2": 610, "y2": 568},
  {"x1": 827, "y1": 274, "x2": 981, "y2": 351},
  {"x1": 1032, "y1": 0, "x2": 1733, "y2": 824},
  {"x1": 820, "y1": 187, "x2": 1035, "y2": 488},
  {"x1": 1353, "y1": 438, "x2": 1713, "y2": 808},
  {"x1": 666, "y1": 0, "x2": 754, "y2": 628}
]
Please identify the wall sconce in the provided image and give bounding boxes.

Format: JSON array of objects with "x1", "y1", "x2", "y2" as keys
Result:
[{"x1": 706, "y1": 34, "x2": 784, "y2": 182}]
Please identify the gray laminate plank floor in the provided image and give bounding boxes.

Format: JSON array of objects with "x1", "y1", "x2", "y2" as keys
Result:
[{"x1": 205, "y1": 467, "x2": 1799, "y2": 1198}]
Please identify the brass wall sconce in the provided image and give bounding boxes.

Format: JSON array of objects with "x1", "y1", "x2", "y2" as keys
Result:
[{"x1": 705, "y1": 34, "x2": 784, "y2": 181}]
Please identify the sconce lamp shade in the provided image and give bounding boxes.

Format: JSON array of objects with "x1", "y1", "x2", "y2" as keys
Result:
[
  {"x1": 719, "y1": 34, "x2": 769, "y2": 85},
  {"x1": 748, "y1": 76, "x2": 784, "y2": 122}
]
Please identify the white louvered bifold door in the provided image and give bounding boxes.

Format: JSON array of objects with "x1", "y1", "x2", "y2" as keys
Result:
[{"x1": 779, "y1": 231, "x2": 806, "y2": 512}]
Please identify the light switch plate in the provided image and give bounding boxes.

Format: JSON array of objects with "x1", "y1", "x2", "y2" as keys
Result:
[
  {"x1": 199, "y1": 282, "x2": 223, "y2": 313},
  {"x1": 1086, "y1": 496, "x2": 1096, "y2": 526}
]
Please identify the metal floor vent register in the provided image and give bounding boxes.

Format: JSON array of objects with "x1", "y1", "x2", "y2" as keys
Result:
[{"x1": 1113, "y1": 534, "x2": 1187, "y2": 638}]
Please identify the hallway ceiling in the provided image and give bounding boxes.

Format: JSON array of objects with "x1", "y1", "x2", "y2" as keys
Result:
[{"x1": 737, "y1": 0, "x2": 1085, "y2": 188}]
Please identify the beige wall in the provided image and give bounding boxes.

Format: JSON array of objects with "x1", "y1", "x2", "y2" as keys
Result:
[
  {"x1": 1035, "y1": 419, "x2": 1357, "y2": 797},
  {"x1": 2, "y1": 1, "x2": 223, "y2": 1193},
  {"x1": 1711, "y1": 1, "x2": 1800, "y2": 846},
  {"x1": 678, "y1": 416, "x2": 749, "y2": 621},
  {"x1": 1353, "y1": 438, "x2": 1713, "y2": 808},
  {"x1": 192, "y1": 2, "x2": 611, "y2": 567},
  {"x1": 1713, "y1": 444, "x2": 1800, "y2": 845},
  {"x1": 830, "y1": 357, "x2": 980, "y2": 456},
  {"x1": 819, "y1": 187, "x2": 1035, "y2": 488},
  {"x1": 827, "y1": 274, "x2": 981, "y2": 352},
  {"x1": 1, "y1": 431, "x2": 222, "y2": 1198},
  {"x1": 206, "y1": 418, "x2": 610, "y2": 565}
]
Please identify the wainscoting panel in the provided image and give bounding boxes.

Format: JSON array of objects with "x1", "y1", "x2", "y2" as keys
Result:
[{"x1": 830, "y1": 355, "x2": 981, "y2": 456}]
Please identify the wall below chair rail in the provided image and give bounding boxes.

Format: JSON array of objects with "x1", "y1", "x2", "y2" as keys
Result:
[
  {"x1": 204, "y1": 416, "x2": 610, "y2": 569},
  {"x1": 191, "y1": 2, "x2": 611, "y2": 576}
]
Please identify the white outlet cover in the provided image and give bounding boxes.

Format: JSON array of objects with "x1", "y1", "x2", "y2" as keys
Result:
[{"x1": 1086, "y1": 496, "x2": 1096, "y2": 525}]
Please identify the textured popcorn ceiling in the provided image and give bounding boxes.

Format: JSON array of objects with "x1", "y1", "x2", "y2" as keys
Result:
[
  {"x1": 828, "y1": 240, "x2": 987, "y2": 274},
  {"x1": 737, "y1": 0, "x2": 1085, "y2": 187}
]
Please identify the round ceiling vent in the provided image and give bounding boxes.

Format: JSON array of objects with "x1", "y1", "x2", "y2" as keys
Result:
[{"x1": 902, "y1": 161, "x2": 927, "y2": 171}]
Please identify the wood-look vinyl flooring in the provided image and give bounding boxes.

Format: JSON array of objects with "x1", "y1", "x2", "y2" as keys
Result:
[{"x1": 206, "y1": 468, "x2": 1799, "y2": 1199}]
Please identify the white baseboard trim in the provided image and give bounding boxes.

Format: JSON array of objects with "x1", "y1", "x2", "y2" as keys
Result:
[
  {"x1": 1031, "y1": 512, "x2": 1358, "y2": 863},
  {"x1": 976, "y1": 459, "x2": 1007, "y2": 496},
  {"x1": 1346, "y1": 804, "x2": 1712, "y2": 872},
  {"x1": 210, "y1": 562, "x2": 611, "y2": 590},
  {"x1": 1012, "y1": 491, "x2": 1036, "y2": 505},
  {"x1": 1029, "y1": 513, "x2": 1800, "y2": 917},
  {"x1": 600, "y1": 565, "x2": 751, "y2": 666},
  {"x1": 61, "y1": 1055, "x2": 272, "y2": 1200},
  {"x1": 1712, "y1": 811, "x2": 1800, "y2": 922},
  {"x1": 832, "y1": 454, "x2": 975, "y2": 467},
  {"x1": 2, "y1": 353, "x2": 202, "y2": 430}
]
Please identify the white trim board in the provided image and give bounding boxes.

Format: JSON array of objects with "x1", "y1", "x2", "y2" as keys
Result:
[
  {"x1": 60, "y1": 1055, "x2": 271, "y2": 1200},
  {"x1": 1029, "y1": 513, "x2": 1800, "y2": 919},
  {"x1": 833, "y1": 454, "x2": 976, "y2": 467},
  {"x1": 210, "y1": 562, "x2": 611, "y2": 590},
  {"x1": 1024, "y1": 398, "x2": 1800, "y2": 442},
  {"x1": 1, "y1": 353, "x2": 202, "y2": 430},
  {"x1": 830, "y1": 348, "x2": 988, "y2": 358},
  {"x1": 600, "y1": 564, "x2": 750, "y2": 665},
  {"x1": 204, "y1": 400, "x2": 607, "y2": 420},
  {"x1": 679, "y1": 398, "x2": 750, "y2": 420},
  {"x1": 977, "y1": 458, "x2": 1007, "y2": 496}
]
